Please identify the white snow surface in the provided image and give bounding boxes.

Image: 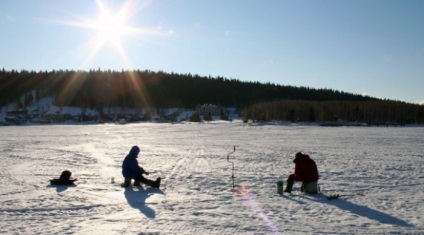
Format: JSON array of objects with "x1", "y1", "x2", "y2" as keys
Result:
[{"x1": 0, "y1": 123, "x2": 423, "y2": 234}]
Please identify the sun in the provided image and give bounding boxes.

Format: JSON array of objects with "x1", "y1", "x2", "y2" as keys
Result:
[
  {"x1": 94, "y1": 10, "x2": 127, "y2": 46},
  {"x1": 92, "y1": 0, "x2": 134, "y2": 49},
  {"x1": 83, "y1": 0, "x2": 139, "y2": 66},
  {"x1": 59, "y1": 0, "x2": 160, "y2": 68},
  {"x1": 58, "y1": 0, "x2": 168, "y2": 69}
]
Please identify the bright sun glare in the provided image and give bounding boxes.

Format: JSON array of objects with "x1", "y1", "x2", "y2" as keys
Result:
[
  {"x1": 86, "y1": 0, "x2": 137, "y2": 66},
  {"x1": 93, "y1": 0, "x2": 134, "y2": 49},
  {"x1": 95, "y1": 11, "x2": 127, "y2": 45},
  {"x1": 62, "y1": 0, "x2": 159, "y2": 68}
]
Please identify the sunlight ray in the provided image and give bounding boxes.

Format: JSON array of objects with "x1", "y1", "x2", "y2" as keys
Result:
[
  {"x1": 53, "y1": 0, "x2": 165, "y2": 70},
  {"x1": 115, "y1": 41, "x2": 131, "y2": 68},
  {"x1": 126, "y1": 71, "x2": 153, "y2": 116}
]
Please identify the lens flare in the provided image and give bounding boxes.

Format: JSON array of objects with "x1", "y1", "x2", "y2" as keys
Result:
[{"x1": 235, "y1": 185, "x2": 282, "y2": 235}]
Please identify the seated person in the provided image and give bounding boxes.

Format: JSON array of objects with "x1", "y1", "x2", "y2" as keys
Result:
[{"x1": 284, "y1": 152, "x2": 319, "y2": 193}]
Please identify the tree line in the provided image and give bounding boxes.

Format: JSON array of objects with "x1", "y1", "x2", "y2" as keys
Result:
[
  {"x1": 244, "y1": 100, "x2": 424, "y2": 125},
  {"x1": 1, "y1": 69, "x2": 423, "y2": 124}
]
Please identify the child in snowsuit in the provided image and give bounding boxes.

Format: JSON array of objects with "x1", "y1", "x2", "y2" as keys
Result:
[
  {"x1": 121, "y1": 146, "x2": 161, "y2": 188},
  {"x1": 284, "y1": 152, "x2": 319, "y2": 193}
]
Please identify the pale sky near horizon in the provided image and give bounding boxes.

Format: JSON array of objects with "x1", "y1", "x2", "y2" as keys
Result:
[{"x1": 1, "y1": 0, "x2": 423, "y2": 104}]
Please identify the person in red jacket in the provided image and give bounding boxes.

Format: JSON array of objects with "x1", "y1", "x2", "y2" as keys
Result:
[{"x1": 284, "y1": 152, "x2": 319, "y2": 193}]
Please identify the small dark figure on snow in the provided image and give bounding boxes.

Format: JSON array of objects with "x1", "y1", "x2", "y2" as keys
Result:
[
  {"x1": 50, "y1": 170, "x2": 78, "y2": 185},
  {"x1": 122, "y1": 146, "x2": 161, "y2": 188},
  {"x1": 284, "y1": 152, "x2": 319, "y2": 193}
]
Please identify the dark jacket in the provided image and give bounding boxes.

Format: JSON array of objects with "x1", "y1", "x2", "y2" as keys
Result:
[
  {"x1": 122, "y1": 146, "x2": 146, "y2": 179},
  {"x1": 293, "y1": 153, "x2": 319, "y2": 183}
]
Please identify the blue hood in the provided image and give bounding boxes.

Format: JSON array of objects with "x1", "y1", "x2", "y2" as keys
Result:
[{"x1": 129, "y1": 146, "x2": 140, "y2": 157}]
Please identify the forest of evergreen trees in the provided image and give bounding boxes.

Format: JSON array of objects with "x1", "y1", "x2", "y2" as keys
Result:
[
  {"x1": 1, "y1": 69, "x2": 423, "y2": 124},
  {"x1": 244, "y1": 100, "x2": 424, "y2": 125}
]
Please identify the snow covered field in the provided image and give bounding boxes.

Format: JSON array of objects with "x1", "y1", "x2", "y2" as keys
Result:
[{"x1": 1, "y1": 123, "x2": 423, "y2": 234}]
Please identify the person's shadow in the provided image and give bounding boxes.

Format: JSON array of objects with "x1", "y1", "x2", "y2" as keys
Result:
[
  {"x1": 303, "y1": 194, "x2": 413, "y2": 227},
  {"x1": 124, "y1": 186, "x2": 164, "y2": 219}
]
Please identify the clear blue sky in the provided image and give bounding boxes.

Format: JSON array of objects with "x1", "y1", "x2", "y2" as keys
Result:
[{"x1": 1, "y1": 0, "x2": 423, "y2": 104}]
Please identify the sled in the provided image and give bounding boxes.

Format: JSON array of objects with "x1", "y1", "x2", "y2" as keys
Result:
[{"x1": 50, "y1": 178, "x2": 78, "y2": 185}]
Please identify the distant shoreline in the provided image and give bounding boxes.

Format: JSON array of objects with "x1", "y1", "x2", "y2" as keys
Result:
[{"x1": 1, "y1": 120, "x2": 423, "y2": 128}]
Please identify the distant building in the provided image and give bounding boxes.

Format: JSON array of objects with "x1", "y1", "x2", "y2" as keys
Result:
[
  {"x1": 5, "y1": 110, "x2": 28, "y2": 124},
  {"x1": 196, "y1": 104, "x2": 225, "y2": 116}
]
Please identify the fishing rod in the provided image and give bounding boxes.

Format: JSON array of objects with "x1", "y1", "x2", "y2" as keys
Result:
[{"x1": 227, "y1": 146, "x2": 237, "y2": 190}]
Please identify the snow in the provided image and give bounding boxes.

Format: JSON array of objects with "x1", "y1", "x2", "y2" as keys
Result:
[{"x1": 0, "y1": 123, "x2": 423, "y2": 234}]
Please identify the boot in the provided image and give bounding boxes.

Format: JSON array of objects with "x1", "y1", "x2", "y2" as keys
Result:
[
  {"x1": 137, "y1": 175, "x2": 158, "y2": 188},
  {"x1": 122, "y1": 178, "x2": 131, "y2": 187},
  {"x1": 133, "y1": 180, "x2": 141, "y2": 187},
  {"x1": 284, "y1": 180, "x2": 294, "y2": 193}
]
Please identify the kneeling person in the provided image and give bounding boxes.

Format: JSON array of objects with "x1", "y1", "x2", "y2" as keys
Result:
[{"x1": 122, "y1": 146, "x2": 161, "y2": 188}]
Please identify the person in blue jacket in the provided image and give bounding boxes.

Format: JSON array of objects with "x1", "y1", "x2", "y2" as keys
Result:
[{"x1": 122, "y1": 146, "x2": 161, "y2": 188}]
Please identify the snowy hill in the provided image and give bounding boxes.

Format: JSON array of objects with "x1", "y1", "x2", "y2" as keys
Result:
[{"x1": 0, "y1": 124, "x2": 423, "y2": 234}]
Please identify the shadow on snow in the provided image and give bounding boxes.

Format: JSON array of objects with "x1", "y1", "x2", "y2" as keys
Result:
[
  {"x1": 124, "y1": 186, "x2": 164, "y2": 219},
  {"x1": 302, "y1": 194, "x2": 413, "y2": 227}
]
